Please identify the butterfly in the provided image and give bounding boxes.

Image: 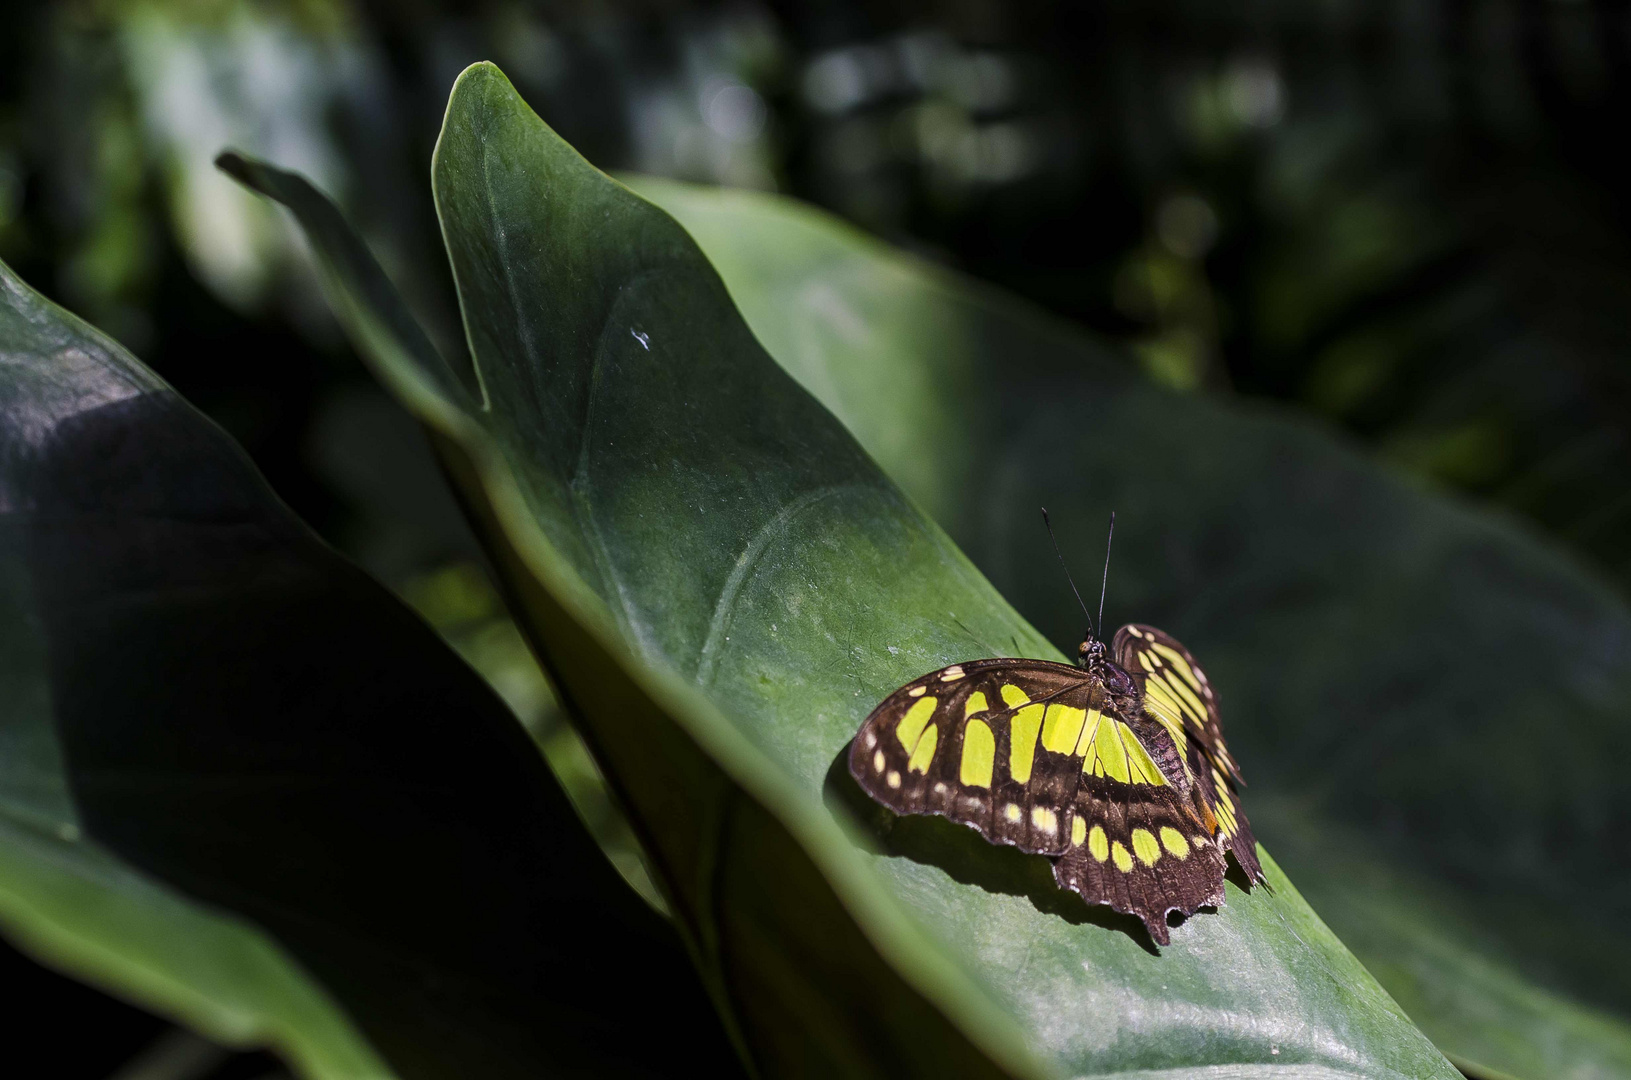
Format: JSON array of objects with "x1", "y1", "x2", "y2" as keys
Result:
[{"x1": 847, "y1": 515, "x2": 1263, "y2": 945}]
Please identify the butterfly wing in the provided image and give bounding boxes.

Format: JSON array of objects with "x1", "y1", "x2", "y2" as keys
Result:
[
  {"x1": 1113, "y1": 624, "x2": 1265, "y2": 884},
  {"x1": 849, "y1": 657, "x2": 1227, "y2": 943},
  {"x1": 849, "y1": 658, "x2": 1088, "y2": 854},
  {"x1": 1053, "y1": 783, "x2": 1226, "y2": 945}
]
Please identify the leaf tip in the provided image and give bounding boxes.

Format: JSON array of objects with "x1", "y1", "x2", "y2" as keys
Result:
[
  {"x1": 448, "y1": 60, "x2": 515, "y2": 109},
  {"x1": 213, "y1": 149, "x2": 248, "y2": 179},
  {"x1": 214, "y1": 150, "x2": 274, "y2": 199}
]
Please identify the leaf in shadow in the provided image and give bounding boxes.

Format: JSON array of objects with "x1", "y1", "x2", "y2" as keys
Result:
[{"x1": 0, "y1": 259, "x2": 742, "y2": 1080}]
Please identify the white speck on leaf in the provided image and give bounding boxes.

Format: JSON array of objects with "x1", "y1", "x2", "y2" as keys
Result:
[
  {"x1": 631, "y1": 328, "x2": 650, "y2": 350},
  {"x1": 887, "y1": 645, "x2": 899, "y2": 655}
]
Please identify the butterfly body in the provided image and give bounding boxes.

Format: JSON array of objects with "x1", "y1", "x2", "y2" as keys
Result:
[{"x1": 849, "y1": 623, "x2": 1261, "y2": 945}]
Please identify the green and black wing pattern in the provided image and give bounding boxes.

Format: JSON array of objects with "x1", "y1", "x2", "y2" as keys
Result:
[
  {"x1": 1113, "y1": 625, "x2": 1264, "y2": 885},
  {"x1": 849, "y1": 654, "x2": 1233, "y2": 944}
]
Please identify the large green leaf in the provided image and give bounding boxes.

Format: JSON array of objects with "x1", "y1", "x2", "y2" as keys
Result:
[
  {"x1": 630, "y1": 176, "x2": 1631, "y2": 1080},
  {"x1": 225, "y1": 62, "x2": 1461, "y2": 1079},
  {"x1": 0, "y1": 258, "x2": 741, "y2": 1078}
]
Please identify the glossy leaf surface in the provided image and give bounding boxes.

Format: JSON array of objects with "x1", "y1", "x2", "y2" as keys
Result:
[
  {"x1": 0, "y1": 258, "x2": 739, "y2": 1079},
  {"x1": 227, "y1": 63, "x2": 1461, "y2": 1079},
  {"x1": 634, "y1": 176, "x2": 1631, "y2": 1080}
]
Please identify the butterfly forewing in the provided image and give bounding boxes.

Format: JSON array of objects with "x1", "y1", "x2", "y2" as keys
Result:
[
  {"x1": 850, "y1": 653, "x2": 1234, "y2": 943},
  {"x1": 1113, "y1": 624, "x2": 1264, "y2": 884},
  {"x1": 852, "y1": 658, "x2": 1090, "y2": 853}
]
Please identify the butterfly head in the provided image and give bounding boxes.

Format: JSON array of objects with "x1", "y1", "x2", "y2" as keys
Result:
[{"x1": 1076, "y1": 635, "x2": 1106, "y2": 668}]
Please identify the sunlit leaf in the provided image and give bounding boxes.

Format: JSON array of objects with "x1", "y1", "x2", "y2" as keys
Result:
[{"x1": 226, "y1": 62, "x2": 1462, "y2": 1079}]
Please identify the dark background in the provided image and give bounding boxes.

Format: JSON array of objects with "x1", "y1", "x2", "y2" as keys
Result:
[{"x1": 4, "y1": 1, "x2": 1630, "y2": 1075}]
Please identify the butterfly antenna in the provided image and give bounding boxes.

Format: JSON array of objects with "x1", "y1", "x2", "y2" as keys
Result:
[
  {"x1": 1041, "y1": 507, "x2": 1094, "y2": 635},
  {"x1": 1097, "y1": 511, "x2": 1115, "y2": 641}
]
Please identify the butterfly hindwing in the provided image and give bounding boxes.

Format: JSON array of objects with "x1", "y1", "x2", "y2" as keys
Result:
[
  {"x1": 1113, "y1": 624, "x2": 1264, "y2": 884},
  {"x1": 850, "y1": 655, "x2": 1231, "y2": 941},
  {"x1": 1054, "y1": 784, "x2": 1226, "y2": 946}
]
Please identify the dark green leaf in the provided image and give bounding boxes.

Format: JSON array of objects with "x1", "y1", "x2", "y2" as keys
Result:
[
  {"x1": 226, "y1": 63, "x2": 1464, "y2": 1078},
  {"x1": 631, "y1": 175, "x2": 1631, "y2": 1080},
  {"x1": 0, "y1": 258, "x2": 740, "y2": 1078}
]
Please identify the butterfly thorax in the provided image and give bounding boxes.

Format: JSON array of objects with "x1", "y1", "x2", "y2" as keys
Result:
[{"x1": 1076, "y1": 635, "x2": 1138, "y2": 698}]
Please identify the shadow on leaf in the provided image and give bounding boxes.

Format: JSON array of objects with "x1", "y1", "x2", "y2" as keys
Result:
[{"x1": 824, "y1": 747, "x2": 1161, "y2": 954}]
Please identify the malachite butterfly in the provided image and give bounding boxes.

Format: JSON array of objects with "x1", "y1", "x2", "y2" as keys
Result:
[{"x1": 850, "y1": 602, "x2": 1262, "y2": 944}]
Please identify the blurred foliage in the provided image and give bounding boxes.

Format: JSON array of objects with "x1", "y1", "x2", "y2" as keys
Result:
[
  {"x1": 6, "y1": 1, "x2": 1631, "y2": 1072},
  {"x1": 2, "y1": 931, "x2": 292, "y2": 1080},
  {"x1": 5, "y1": 0, "x2": 1631, "y2": 594}
]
